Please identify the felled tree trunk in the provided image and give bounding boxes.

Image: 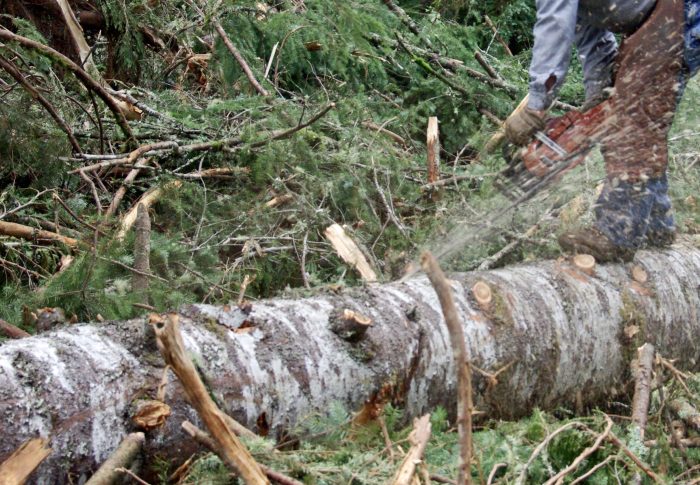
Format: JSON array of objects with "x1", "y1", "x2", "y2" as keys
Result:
[{"x1": 2, "y1": 246, "x2": 700, "y2": 483}]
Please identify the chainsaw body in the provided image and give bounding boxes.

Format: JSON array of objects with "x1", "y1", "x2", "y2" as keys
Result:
[{"x1": 497, "y1": 100, "x2": 612, "y2": 199}]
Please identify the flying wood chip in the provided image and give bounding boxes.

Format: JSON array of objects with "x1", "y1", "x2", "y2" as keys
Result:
[{"x1": 132, "y1": 400, "x2": 171, "y2": 431}]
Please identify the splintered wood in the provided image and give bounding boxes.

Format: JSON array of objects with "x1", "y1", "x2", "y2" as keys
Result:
[
  {"x1": 390, "y1": 414, "x2": 432, "y2": 485},
  {"x1": 427, "y1": 117, "x2": 440, "y2": 185},
  {"x1": 116, "y1": 180, "x2": 183, "y2": 240},
  {"x1": 324, "y1": 223, "x2": 378, "y2": 282},
  {"x1": 0, "y1": 438, "x2": 51, "y2": 485}
]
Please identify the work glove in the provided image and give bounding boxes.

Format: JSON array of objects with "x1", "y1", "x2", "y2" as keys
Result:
[{"x1": 504, "y1": 107, "x2": 545, "y2": 146}]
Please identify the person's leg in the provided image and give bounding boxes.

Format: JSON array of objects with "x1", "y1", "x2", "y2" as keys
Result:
[
  {"x1": 559, "y1": 0, "x2": 685, "y2": 261},
  {"x1": 645, "y1": 174, "x2": 676, "y2": 246}
]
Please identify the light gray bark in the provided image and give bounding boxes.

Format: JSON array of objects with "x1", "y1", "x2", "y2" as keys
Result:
[{"x1": 1, "y1": 245, "x2": 700, "y2": 483}]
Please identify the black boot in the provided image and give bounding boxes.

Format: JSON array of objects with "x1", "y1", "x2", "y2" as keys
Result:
[{"x1": 558, "y1": 226, "x2": 636, "y2": 263}]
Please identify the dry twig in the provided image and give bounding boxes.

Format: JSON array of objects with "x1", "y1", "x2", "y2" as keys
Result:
[
  {"x1": 543, "y1": 416, "x2": 614, "y2": 485},
  {"x1": 606, "y1": 432, "x2": 663, "y2": 483},
  {"x1": 114, "y1": 467, "x2": 152, "y2": 485},
  {"x1": 516, "y1": 421, "x2": 585, "y2": 485}
]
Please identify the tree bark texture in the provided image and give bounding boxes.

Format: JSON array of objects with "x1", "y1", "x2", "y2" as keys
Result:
[{"x1": 1, "y1": 246, "x2": 700, "y2": 482}]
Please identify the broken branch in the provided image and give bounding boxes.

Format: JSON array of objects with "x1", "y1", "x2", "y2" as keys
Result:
[
  {"x1": 0, "y1": 438, "x2": 51, "y2": 485},
  {"x1": 390, "y1": 414, "x2": 432, "y2": 485},
  {"x1": 152, "y1": 314, "x2": 269, "y2": 484},
  {"x1": 0, "y1": 28, "x2": 136, "y2": 145},
  {"x1": 0, "y1": 220, "x2": 79, "y2": 248},
  {"x1": 421, "y1": 251, "x2": 472, "y2": 485},
  {"x1": 84, "y1": 432, "x2": 145, "y2": 485}
]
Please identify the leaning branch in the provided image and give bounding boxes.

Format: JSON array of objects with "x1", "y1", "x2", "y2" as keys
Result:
[
  {"x1": 182, "y1": 421, "x2": 303, "y2": 485},
  {"x1": 152, "y1": 314, "x2": 269, "y2": 484},
  {"x1": 0, "y1": 438, "x2": 51, "y2": 484},
  {"x1": 84, "y1": 433, "x2": 145, "y2": 485},
  {"x1": 213, "y1": 21, "x2": 269, "y2": 96},
  {"x1": 0, "y1": 55, "x2": 83, "y2": 153},
  {"x1": 390, "y1": 414, "x2": 432, "y2": 485},
  {"x1": 421, "y1": 252, "x2": 472, "y2": 485},
  {"x1": 0, "y1": 28, "x2": 136, "y2": 145}
]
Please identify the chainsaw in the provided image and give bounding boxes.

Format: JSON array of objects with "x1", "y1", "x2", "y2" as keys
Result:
[{"x1": 494, "y1": 99, "x2": 613, "y2": 202}]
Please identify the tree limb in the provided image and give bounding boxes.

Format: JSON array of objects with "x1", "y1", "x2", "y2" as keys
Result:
[{"x1": 0, "y1": 28, "x2": 136, "y2": 145}]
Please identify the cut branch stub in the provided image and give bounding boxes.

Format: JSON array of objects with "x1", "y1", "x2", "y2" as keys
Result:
[
  {"x1": 632, "y1": 265, "x2": 648, "y2": 284},
  {"x1": 472, "y1": 281, "x2": 493, "y2": 308},
  {"x1": 573, "y1": 254, "x2": 596, "y2": 275},
  {"x1": 330, "y1": 309, "x2": 373, "y2": 342}
]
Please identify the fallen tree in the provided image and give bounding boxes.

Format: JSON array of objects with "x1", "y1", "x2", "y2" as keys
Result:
[{"x1": 1, "y1": 245, "x2": 700, "y2": 482}]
